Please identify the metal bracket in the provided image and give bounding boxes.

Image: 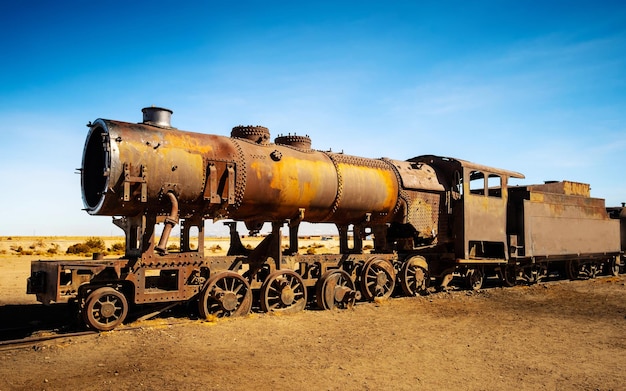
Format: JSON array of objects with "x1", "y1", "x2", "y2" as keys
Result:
[
  {"x1": 204, "y1": 161, "x2": 236, "y2": 205},
  {"x1": 226, "y1": 163, "x2": 235, "y2": 204},
  {"x1": 123, "y1": 163, "x2": 147, "y2": 202},
  {"x1": 207, "y1": 163, "x2": 220, "y2": 203}
]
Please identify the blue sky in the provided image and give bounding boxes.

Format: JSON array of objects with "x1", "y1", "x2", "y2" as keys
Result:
[{"x1": 1, "y1": 1, "x2": 625, "y2": 236}]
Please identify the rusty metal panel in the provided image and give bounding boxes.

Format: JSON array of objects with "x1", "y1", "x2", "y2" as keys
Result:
[
  {"x1": 387, "y1": 160, "x2": 445, "y2": 192},
  {"x1": 607, "y1": 206, "x2": 626, "y2": 252},
  {"x1": 232, "y1": 141, "x2": 339, "y2": 222},
  {"x1": 527, "y1": 181, "x2": 590, "y2": 197},
  {"x1": 404, "y1": 191, "x2": 442, "y2": 242},
  {"x1": 28, "y1": 261, "x2": 62, "y2": 304},
  {"x1": 410, "y1": 155, "x2": 525, "y2": 181},
  {"x1": 329, "y1": 154, "x2": 399, "y2": 224},
  {"x1": 465, "y1": 194, "x2": 508, "y2": 242},
  {"x1": 522, "y1": 187, "x2": 620, "y2": 257}
]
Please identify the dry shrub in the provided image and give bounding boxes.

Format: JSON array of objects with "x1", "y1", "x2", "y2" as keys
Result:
[
  {"x1": 47, "y1": 245, "x2": 60, "y2": 255},
  {"x1": 108, "y1": 242, "x2": 125, "y2": 254},
  {"x1": 67, "y1": 237, "x2": 106, "y2": 255},
  {"x1": 10, "y1": 245, "x2": 33, "y2": 255}
]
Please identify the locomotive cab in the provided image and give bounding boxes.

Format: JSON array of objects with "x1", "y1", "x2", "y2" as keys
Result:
[{"x1": 410, "y1": 155, "x2": 524, "y2": 262}]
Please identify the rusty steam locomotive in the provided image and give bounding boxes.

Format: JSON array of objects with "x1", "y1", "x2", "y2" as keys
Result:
[{"x1": 27, "y1": 107, "x2": 625, "y2": 331}]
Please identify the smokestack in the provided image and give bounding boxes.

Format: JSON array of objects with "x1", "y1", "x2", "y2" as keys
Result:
[{"x1": 142, "y1": 106, "x2": 173, "y2": 128}]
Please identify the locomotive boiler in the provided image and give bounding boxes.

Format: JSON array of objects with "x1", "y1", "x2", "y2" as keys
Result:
[{"x1": 27, "y1": 107, "x2": 623, "y2": 331}]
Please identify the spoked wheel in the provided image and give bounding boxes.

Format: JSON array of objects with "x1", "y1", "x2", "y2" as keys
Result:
[
  {"x1": 198, "y1": 271, "x2": 252, "y2": 319},
  {"x1": 399, "y1": 256, "x2": 429, "y2": 296},
  {"x1": 501, "y1": 265, "x2": 518, "y2": 287},
  {"x1": 524, "y1": 265, "x2": 547, "y2": 284},
  {"x1": 316, "y1": 269, "x2": 356, "y2": 310},
  {"x1": 579, "y1": 262, "x2": 598, "y2": 279},
  {"x1": 466, "y1": 268, "x2": 484, "y2": 291},
  {"x1": 360, "y1": 258, "x2": 396, "y2": 301},
  {"x1": 260, "y1": 270, "x2": 307, "y2": 313},
  {"x1": 82, "y1": 287, "x2": 128, "y2": 331}
]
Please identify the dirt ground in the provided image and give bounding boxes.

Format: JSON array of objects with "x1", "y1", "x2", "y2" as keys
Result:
[{"x1": 0, "y1": 237, "x2": 625, "y2": 390}]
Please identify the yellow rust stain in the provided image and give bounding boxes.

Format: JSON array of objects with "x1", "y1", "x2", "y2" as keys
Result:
[
  {"x1": 548, "y1": 202, "x2": 565, "y2": 215},
  {"x1": 269, "y1": 157, "x2": 333, "y2": 204},
  {"x1": 245, "y1": 156, "x2": 335, "y2": 208},
  {"x1": 337, "y1": 163, "x2": 398, "y2": 209},
  {"x1": 563, "y1": 181, "x2": 590, "y2": 197},
  {"x1": 162, "y1": 131, "x2": 216, "y2": 155},
  {"x1": 249, "y1": 160, "x2": 267, "y2": 181},
  {"x1": 467, "y1": 194, "x2": 492, "y2": 211}
]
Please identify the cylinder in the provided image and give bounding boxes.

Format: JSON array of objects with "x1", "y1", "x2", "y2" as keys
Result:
[{"x1": 81, "y1": 118, "x2": 401, "y2": 225}]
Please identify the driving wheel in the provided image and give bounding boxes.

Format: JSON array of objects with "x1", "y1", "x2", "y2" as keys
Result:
[
  {"x1": 399, "y1": 256, "x2": 429, "y2": 296},
  {"x1": 198, "y1": 271, "x2": 252, "y2": 319},
  {"x1": 360, "y1": 258, "x2": 396, "y2": 301},
  {"x1": 260, "y1": 270, "x2": 307, "y2": 313},
  {"x1": 316, "y1": 269, "x2": 356, "y2": 310}
]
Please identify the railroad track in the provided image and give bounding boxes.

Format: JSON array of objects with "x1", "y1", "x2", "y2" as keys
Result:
[
  {"x1": 0, "y1": 330, "x2": 97, "y2": 351},
  {"x1": 0, "y1": 318, "x2": 203, "y2": 351},
  {"x1": 0, "y1": 303, "x2": 195, "y2": 350}
]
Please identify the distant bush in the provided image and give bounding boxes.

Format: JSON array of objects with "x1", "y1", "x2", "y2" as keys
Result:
[
  {"x1": 167, "y1": 244, "x2": 180, "y2": 252},
  {"x1": 84, "y1": 237, "x2": 105, "y2": 251},
  {"x1": 67, "y1": 237, "x2": 106, "y2": 255},
  {"x1": 47, "y1": 245, "x2": 59, "y2": 255},
  {"x1": 66, "y1": 243, "x2": 91, "y2": 254},
  {"x1": 109, "y1": 242, "x2": 125, "y2": 254},
  {"x1": 208, "y1": 244, "x2": 222, "y2": 253}
]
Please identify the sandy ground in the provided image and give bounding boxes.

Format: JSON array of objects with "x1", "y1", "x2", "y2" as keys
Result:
[{"x1": 0, "y1": 237, "x2": 625, "y2": 390}]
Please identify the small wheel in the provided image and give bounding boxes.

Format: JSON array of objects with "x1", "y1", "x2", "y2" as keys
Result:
[
  {"x1": 608, "y1": 258, "x2": 621, "y2": 276},
  {"x1": 466, "y1": 268, "x2": 484, "y2": 291},
  {"x1": 260, "y1": 270, "x2": 307, "y2": 313},
  {"x1": 579, "y1": 262, "x2": 598, "y2": 279},
  {"x1": 399, "y1": 256, "x2": 429, "y2": 296},
  {"x1": 360, "y1": 258, "x2": 396, "y2": 301},
  {"x1": 501, "y1": 265, "x2": 517, "y2": 287},
  {"x1": 82, "y1": 287, "x2": 128, "y2": 331},
  {"x1": 524, "y1": 265, "x2": 547, "y2": 284},
  {"x1": 566, "y1": 260, "x2": 579, "y2": 280},
  {"x1": 536, "y1": 265, "x2": 547, "y2": 283},
  {"x1": 198, "y1": 271, "x2": 252, "y2": 319},
  {"x1": 316, "y1": 269, "x2": 356, "y2": 310}
]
